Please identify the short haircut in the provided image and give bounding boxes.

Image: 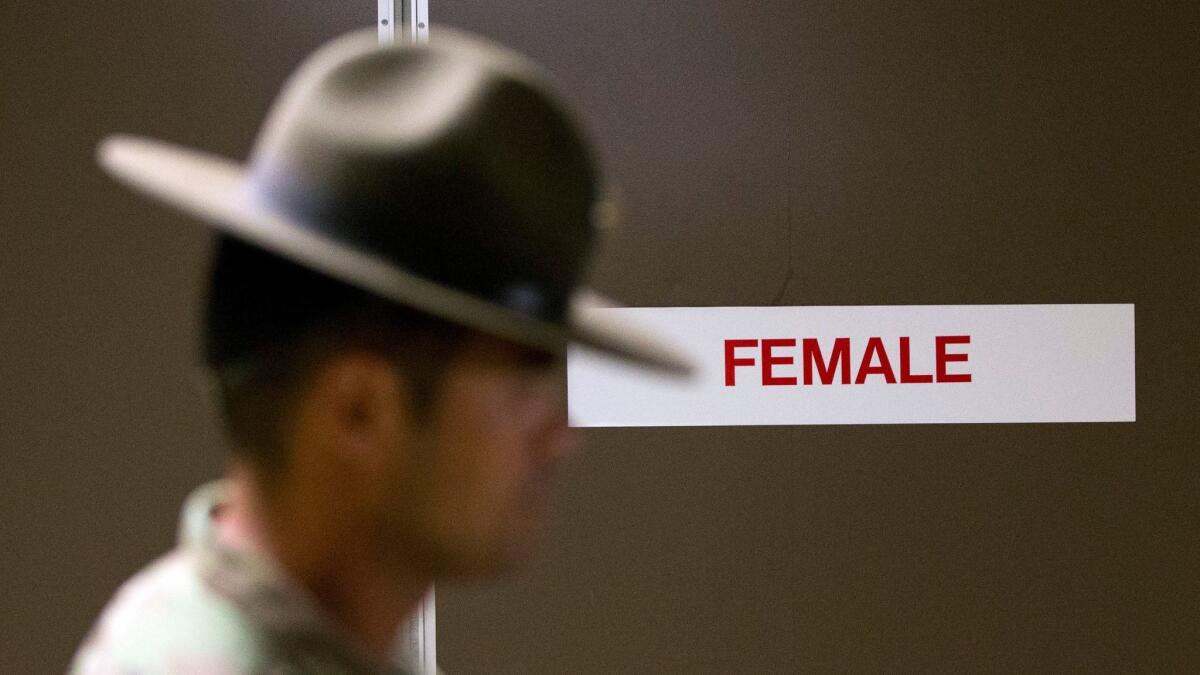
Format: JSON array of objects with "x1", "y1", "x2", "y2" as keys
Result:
[{"x1": 202, "y1": 236, "x2": 466, "y2": 476}]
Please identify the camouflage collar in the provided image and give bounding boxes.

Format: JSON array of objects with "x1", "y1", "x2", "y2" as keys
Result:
[{"x1": 179, "y1": 480, "x2": 411, "y2": 674}]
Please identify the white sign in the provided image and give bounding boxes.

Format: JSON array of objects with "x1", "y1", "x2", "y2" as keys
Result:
[{"x1": 568, "y1": 304, "x2": 1135, "y2": 427}]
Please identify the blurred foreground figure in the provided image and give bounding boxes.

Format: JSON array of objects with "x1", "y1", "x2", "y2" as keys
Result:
[{"x1": 72, "y1": 29, "x2": 686, "y2": 674}]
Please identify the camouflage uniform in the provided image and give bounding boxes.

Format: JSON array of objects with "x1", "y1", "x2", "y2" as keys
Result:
[{"x1": 70, "y1": 481, "x2": 414, "y2": 674}]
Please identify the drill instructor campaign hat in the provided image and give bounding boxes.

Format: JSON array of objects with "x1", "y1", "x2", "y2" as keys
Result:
[{"x1": 97, "y1": 28, "x2": 690, "y2": 375}]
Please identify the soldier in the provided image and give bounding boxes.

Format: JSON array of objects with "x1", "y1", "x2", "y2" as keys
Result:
[{"x1": 72, "y1": 28, "x2": 687, "y2": 674}]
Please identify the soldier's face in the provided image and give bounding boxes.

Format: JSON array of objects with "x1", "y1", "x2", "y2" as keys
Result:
[{"x1": 375, "y1": 333, "x2": 578, "y2": 576}]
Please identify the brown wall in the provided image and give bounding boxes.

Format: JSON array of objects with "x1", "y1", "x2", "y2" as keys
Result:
[{"x1": 2, "y1": 1, "x2": 1196, "y2": 672}]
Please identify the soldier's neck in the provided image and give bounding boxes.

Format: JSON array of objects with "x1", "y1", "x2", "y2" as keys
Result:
[{"x1": 217, "y1": 462, "x2": 431, "y2": 664}]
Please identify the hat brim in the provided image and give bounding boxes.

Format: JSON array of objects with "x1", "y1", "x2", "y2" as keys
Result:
[{"x1": 98, "y1": 134, "x2": 692, "y2": 376}]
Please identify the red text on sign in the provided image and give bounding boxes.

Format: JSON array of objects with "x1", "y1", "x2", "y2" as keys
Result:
[{"x1": 724, "y1": 336, "x2": 972, "y2": 386}]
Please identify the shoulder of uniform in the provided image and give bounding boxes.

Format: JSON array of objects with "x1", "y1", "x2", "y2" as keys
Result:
[{"x1": 70, "y1": 550, "x2": 271, "y2": 674}]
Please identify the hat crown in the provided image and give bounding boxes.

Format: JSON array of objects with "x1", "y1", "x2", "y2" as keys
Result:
[{"x1": 246, "y1": 30, "x2": 600, "y2": 321}]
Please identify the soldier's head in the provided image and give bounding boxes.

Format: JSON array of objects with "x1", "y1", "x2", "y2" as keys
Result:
[
  {"x1": 101, "y1": 29, "x2": 688, "y2": 576},
  {"x1": 204, "y1": 236, "x2": 577, "y2": 575}
]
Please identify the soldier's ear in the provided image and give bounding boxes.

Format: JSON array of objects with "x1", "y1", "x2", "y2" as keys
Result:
[{"x1": 298, "y1": 351, "x2": 414, "y2": 473}]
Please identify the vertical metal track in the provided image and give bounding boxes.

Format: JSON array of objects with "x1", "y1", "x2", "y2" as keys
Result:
[
  {"x1": 378, "y1": 0, "x2": 395, "y2": 44},
  {"x1": 379, "y1": 0, "x2": 429, "y2": 46},
  {"x1": 378, "y1": 4, "x2": 436, "y2": 671},
  {"x1": 405, "y1": 0, "x2": 430, "y2": 45}
]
